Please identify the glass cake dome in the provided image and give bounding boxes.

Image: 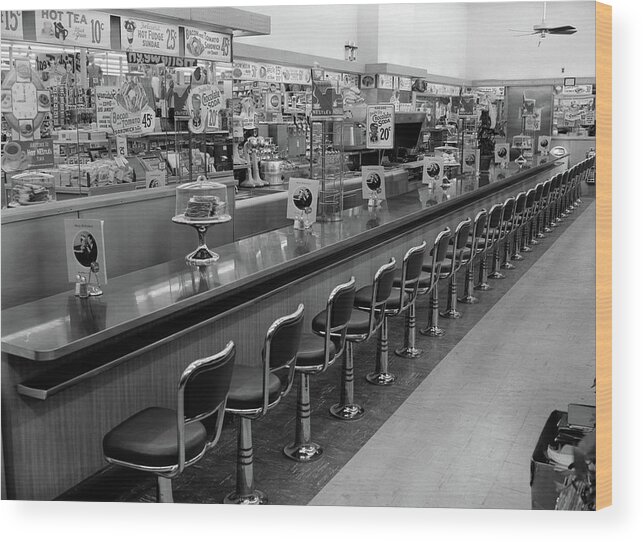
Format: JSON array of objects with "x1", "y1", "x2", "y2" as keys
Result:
[{"x1": 175, "y1": 175, "x2": 230, "y2": 223}]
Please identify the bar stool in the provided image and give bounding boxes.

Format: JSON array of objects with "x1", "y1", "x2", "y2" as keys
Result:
[
  {"x1": 499, "y1": 197, "x2": 517, "y2": 271},
  {"x1": 393, "y1": 241, "x2": 432, "y2": 358},
  {"x1": 474, "y1": 203, "x2": 502, "y2": 291},
  {"x1": 536, "y1": 179, "x2": 552, "y2": 238},
  {"x1": 527, "y1": 183, "x2": 544, "y2": 245},
  {"x1": 419, "y1": 228, "x2": 453, "y2": 336},
  {"x1": 440, "y1": 218, "x2": 472, "y2": 319},
  {"x1": 548, "y1": 173, "x2": 563, "y2": 229},
  {"x1": 284, "y1": 277, "x2": 356, "y2": 462},
  {"x1": 509, "y1": 192, "x2": 527, "y2": 260},
  {"x1": 224, "y1": 305, "x2": 305, "y2": 504},
  {"x1": 102, "y1": 341, "x2": 236, "y2": 503},
  {"x1": 460, "y1": 209, "x2": 488, "y2": 304},
  {"x1": 330, "y1": 259, "x2": 396, "y2": 420},
  {"x1": 355, "y1": 241, "x2": 427, "y2": 385},
  {"x1": 519, "y1": 188, "x2": 537, "y2": 252}
]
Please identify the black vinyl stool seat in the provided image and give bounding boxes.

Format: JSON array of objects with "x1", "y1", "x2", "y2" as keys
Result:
[
  {"x1": 460, "y1": 209, "x2": 488, "y2": 304},
  {"x1": 284, "y1": 278, "x2": 356, "y2": 462},
  {"x1": 419, "y1": 228, "x2": 452, "y2": 337},
  {"x1": 224, "y1": 305, "x2": 304, "y2": 504},
  {"x1": 360, "y1": 242, "x2": 426, "y2": 384},
  {"x1": 330, "y1": 259, "x2": 396, "y2": 420},
  {"x1": 474, "y1": 203, "x2": 502, "y2": 291},
  {"x1": 102, "y1": 341, "x2": 236, "y2": 503}
]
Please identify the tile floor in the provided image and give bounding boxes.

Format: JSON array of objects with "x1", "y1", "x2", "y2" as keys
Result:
[{"x1": 309, "y1": 201, "x2": 596, "y2": 509}]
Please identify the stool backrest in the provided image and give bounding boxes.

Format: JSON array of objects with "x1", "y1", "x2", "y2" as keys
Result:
[
  {"x1": 514, "y1": 192, "x2": 527, "y2": 226},
  {"x1": 262, "y1": 304, "x2": 305, "y2": 413},
  {"x1": 364, "y1": 257, "x2": 397, "y2": 338},
  {"x1": 542, "y1": 179, "x2": 551, "y2": 202},
  {"x1": 177, "y1": 340, "x2": 236, "y2": 470},
  {"x1": 446, "y1": 218, "x2": 472, "y2": 275},
  {"x1": 526, "y1": 188, "x2": 537, "y2": 210},
  {"x1": 501, "y1": 198, "x2": 516, "y2": 237},
  {"x1": 534, "y1": 183, "x2": 544, "y2": 204},
  {"x1": 487, "y1": 203, "x2": 504, "y2": 230},
  {"x1": 320, "y1": 277, "x2": 357, "y2": 371},
  {"x1": 428, "y1": 228, "x2": 452, "y2": 289},
  {"x1": 472, "y1": 209, "x2": 488, "y2": 245},
  {"x1": 396, "y1": 240, "x2": 428, "y2": 312}
]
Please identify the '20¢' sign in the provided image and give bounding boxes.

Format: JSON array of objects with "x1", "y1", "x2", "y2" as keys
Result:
[{"x1": 366, "y1": 104, "x2": 395, "y2": 150}]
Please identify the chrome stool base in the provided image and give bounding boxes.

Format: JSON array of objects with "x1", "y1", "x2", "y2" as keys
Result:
[
  {"x1": 537, "y1": 232, "x2": 546, "y2": 238},
  {"x1": 420, "y1": 325, "x2": 445, "y2": 337},
  {"x1": 366, "y1": 371, "x2": 396, "y2": 386},
  {"x1": 520, "y1": 245, "x2": 532, "y2": 252},
  {"x1": 511, "y1": 253, "x2": 524, "y2": 261},
  {"x1": 224, "y1": 489, "x2": 266, "y2": 505},
  {"x1": 488, "y1": 271, "x2": 505, "y2": 280},
  {"x1": 283, "y1": 442, "x2": 323, "y2": 462},
  {"x1": 474, "y1": 282, "x2": 492, "y2": 291},
  {"x1": 440, "y1": 308, "x2": 462, "y2": 319},
  {"x1": 458, "y1": 294, "x2": 479, "y2": 304},
  {"x1": 499, "y1": 262, "x2": 515, "y2": 270},
  {"x1": 529, "y1": 239, "x2": 539, "y2": 245},
  {"x1": 330, "y1": 403, "x2": 365, "y2": 421},
  {"x1": 395, "y1": 345, "x2": 423, "y2": 358}
]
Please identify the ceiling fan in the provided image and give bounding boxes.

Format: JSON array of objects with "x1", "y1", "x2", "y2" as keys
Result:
[{"x1": 509, "y1": 2, "x2": 577, "y2": 47}]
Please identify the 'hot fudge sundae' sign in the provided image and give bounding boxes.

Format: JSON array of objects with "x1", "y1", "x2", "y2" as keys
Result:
[{"x1": 121, "y1": 18, "x2": 179, "y2": 56}]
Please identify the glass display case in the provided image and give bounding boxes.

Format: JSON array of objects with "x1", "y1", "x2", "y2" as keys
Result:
[
  {"x1": 310, "y1": 119, "x2": 344, "y2": 222},
  {"x1": 1, "y1": 33, "x2": 234, "y2": 209}
]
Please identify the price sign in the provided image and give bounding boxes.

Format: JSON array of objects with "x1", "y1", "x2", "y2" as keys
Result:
[
  {"x1": 1, "y1": 11, "x2": 23, "y2": 39},
  {"x1": 116, "y1": 135, "x2": 128, "y2": 157},
  {"x1": 121, "y1": 17, "x2": 180, "y2": 56},
  {"x1": 184, "y1": 27, "x2": 232, "y2": 62},
  {"x1": 35, "y1": 10, "x2": 111, "y2": 50},
  {"x1": 377, "y1": 74, "x2": 394, "y2": 90},
  {"x1": 366, "y1": 104, "x2": 395, "y2": 149},
  {"x1": 141, "y1": 112, "x2": 154, "y2": 130}
]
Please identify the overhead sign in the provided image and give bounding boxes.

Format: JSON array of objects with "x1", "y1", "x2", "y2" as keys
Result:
[
  {"x1": 34, "y1": 10, "x2": 111, "y2": 50},
  {"x1": 184, "y1": 26, "x2": 232, "y2": 62},
  {"x1": 126, "y1": 52, "x2": 196, "y2": 68},
  {"x1": 366, "y1": 104, "x2": 395, "y2": 149},
  {"x1": 1, "y1": 11, "x2": 23, "y2": 40},
  {"x1": 121, "y1": 17, "x2": 180, "y2": 56},
  {"x1": 377, "y1": 74, "x2": 394, "y2": 90},
  {"x1": 232, "y1": 61, "x2": 311, "y2": 85},
  {"x1": 398, "y1": 77, "x2": 413, "y2": 91}
]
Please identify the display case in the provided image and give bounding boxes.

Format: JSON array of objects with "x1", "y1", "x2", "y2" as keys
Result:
[{"x1": 310, "y1": 119, "x2": 344, "y2": 222}]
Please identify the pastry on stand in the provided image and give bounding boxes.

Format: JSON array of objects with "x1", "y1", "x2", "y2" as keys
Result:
[{"x1": 172, "y1": 175, "x2": 232, "y2": 266}]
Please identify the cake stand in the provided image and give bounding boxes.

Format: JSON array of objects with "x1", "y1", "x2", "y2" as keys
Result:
[{"x1": 172, "y1": 214, "x2": 232, "y2": 266}]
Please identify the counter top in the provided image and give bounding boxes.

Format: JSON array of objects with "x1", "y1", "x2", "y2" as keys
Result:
[{"x1": 2, "y1": 155, "x2": 564, "y2": 361}]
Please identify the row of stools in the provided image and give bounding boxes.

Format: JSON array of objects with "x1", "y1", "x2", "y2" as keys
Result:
[{"x1": 101, "y1": 157, "x2": 594, "y2": 504}]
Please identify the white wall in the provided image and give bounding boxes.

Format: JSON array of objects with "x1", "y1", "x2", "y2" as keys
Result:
[
  {"x1": 236, "y1": 2, "x2": 596, "y2": 81},
  {"x1": 465, "y1": 1, "x2": 596, "y2": 80},
  {"x1": 237, "y1": 4, "x2": 364, "y2": 62},
  {"x1": 376, "y1": 3, "x2": 469, "y2": 79}
]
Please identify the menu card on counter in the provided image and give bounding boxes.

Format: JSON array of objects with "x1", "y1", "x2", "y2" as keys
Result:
[
  {"x1": 64, "y1": 219, "x2": 107, "y2": 285},
  {"x1": 538, "y1": 136, "x2": 552, "y2": 154},
  {"x1": 422, "y1": 156, "x2": 444, "y2": 185},
  {"x1": 287, "y1": 178, "x2": 319, "y2": 228},
  {"x1": 495, "y1": 143, "x2": 510, "y2": 166},
  {"x1": 362, "y1": 165, "x2": 386, "y2": 203}
]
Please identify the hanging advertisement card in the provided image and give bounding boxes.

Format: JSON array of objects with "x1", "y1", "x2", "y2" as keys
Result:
[
  {"x1": 121, "y1": 18, "x2": 179, "y2": 56},
  {"x1": 111, "y1": 79, "x2": 156, "y2": 135},
  {"x1": 362, "y1": 165, "x2": 386, "y2": 202},
  {"x1": 126, "y1": 52, "x2": 196, "y2": 68},
  {"x1": 423, "y1": 156, "x2": 444, "y2": 185},
  {"x1": 35, "y1": 10, "x2": 111, "y2": 50},
  {"x1": 184, "y1": 27, "x2": 232, "y2": 62},
  {"x1": 265, "y1": 93, "x2": 282, "y2": 113},
  {"x1": 537, "y1": 135, "x2": 552, "y2": 154},
  {"x1": 187, "y1": 84, "x2": 223, "y2": 134},
  {"x1": 94, "y1": 86, "x2": 118, "y2": 131},
  {"x1": 115, "y1": 135, "x2": 128, "y2": 157},
  {"x1": 398, "y1": 77, "x2": 413, "y2": 91},
  {"x1": 495, "y1": 143, "x2": 510, "y2": 166},
  {"x1": 287, "y1": 178, "x2": 319, "y2": 228},
  {"x1": 65, "y1": 218, "x2": 107, "y2": 285},
  {"x1": 366, "y1": 104, "x2": 395, "y2": 149},
  {"x1": 2, "y1": 140, "x2": 54, "y2": 172},
  {"x1": 360, "y1": 74, "x2": 376, "y2": 89},
  {"x1": 311, "y1": 79, "x2": 342, "y2": 118},
  {"x1": 145, "y1": 169, "x2": 166, "y2": 188},
  {"x1": 1, "y1": 11, "x2": 23, "y2": 39}
]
